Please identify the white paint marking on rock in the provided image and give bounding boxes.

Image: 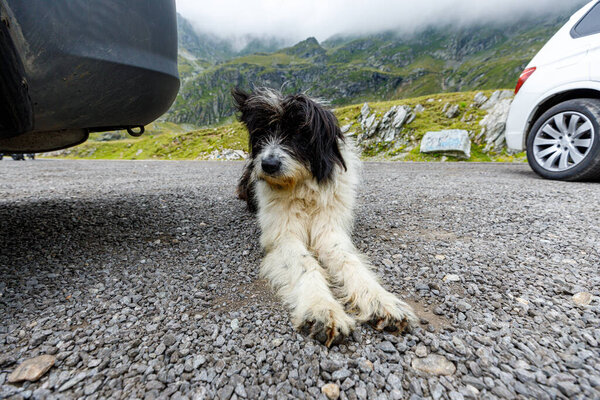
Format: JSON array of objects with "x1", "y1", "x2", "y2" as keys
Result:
[{"x1": 420, "y1": 130, "x2": 471, "y2": 159}]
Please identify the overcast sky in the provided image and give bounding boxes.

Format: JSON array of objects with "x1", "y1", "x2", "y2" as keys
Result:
[{"x1": 176, "y1": 0, "x2": 586, "y2": 42}]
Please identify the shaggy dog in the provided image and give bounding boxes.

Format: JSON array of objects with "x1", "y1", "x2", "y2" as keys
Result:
[{"x1": 233, "y1": 87, "x2": 417, "y2": 346}]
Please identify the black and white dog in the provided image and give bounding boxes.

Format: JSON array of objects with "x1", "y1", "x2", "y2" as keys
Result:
[{"x1": 233, "y1": 87, "x2": 417, "y2": 346}]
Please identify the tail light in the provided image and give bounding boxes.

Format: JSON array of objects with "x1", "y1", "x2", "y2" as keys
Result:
[{"x1": 515, "y1": 67, "x2": 536, "y2": 95}]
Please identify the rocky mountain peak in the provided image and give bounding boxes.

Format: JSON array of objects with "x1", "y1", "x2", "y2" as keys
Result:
[{"x1": 283, "y1": 37, "x2": 326, "y2": 59}]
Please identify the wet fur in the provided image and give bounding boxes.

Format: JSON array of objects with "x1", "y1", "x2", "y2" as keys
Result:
[{"x1": 233, "y1": 87, "x2": 417, "y2": 345}]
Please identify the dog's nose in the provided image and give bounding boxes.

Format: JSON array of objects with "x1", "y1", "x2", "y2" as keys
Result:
[{"x1": 261, "y1": 156, "x2": 282, "y2": 174}]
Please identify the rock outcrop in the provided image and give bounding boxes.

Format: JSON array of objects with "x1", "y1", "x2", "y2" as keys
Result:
[
  {"x1": 477, "y1": 90, "x2": 514, "y2": 152},
  {"x1": 208, "y1": 149, "x2": 248, "y2": 160},
  {"x1": 352, "y1": 91, "x2": 515, "y2": 159},
  {"x1": 357, "y1": 103, "x2": 414, "y2": 146}
]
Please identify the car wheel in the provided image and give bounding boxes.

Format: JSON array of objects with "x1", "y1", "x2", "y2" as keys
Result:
[{"x1": 527, "y1": 98, "x2": 600, "y2": 181}]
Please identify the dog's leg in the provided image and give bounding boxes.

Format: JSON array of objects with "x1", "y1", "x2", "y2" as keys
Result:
[
  {"x1": 261, "y1": 238, "x2": 355, "y2": 346},
  {"x1": 236, "y1": 161, "x2": 257, "y2": 212},
  {"x1": 313, "y1": 229, "x2": 418, "y2": 332}
]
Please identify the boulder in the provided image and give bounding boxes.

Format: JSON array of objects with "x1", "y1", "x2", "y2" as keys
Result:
[
  {"x1": 478, "y1": 95, "x2": 513, "y2": 152},
  {"x1": 360, "y1": 103, "x2": 370, "y2": 120},
  {"x1": 361, "y1": 114, "x2": 379, "y2": 138},
  {"x1": 209, "y1": 149, "x2": 247, "y2": 160},
  {"x1": 445, "y1": 104, "x2": 460, "y2": 119},
  {"x1": 392, "y1": 106, "x2": 411, "y2": 129},
  {"x1": 481, "y1": 90, "x2": 513, "y2": 110},
  {"x1": 380, "y1": 105, "x2": 411, "y2": 142},
  {"x1": 420, "y1": 130, "x2": 471, "y2": 159},
  {"x1": 473, "y1": 92, "x2": 488, "y2": 107}
]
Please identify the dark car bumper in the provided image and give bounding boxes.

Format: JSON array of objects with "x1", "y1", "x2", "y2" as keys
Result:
[{"x1": 0, "y1": 0, "x2": 180, "y2": 152}]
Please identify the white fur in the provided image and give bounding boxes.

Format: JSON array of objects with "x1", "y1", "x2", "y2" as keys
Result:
[{"x1": 255, "y1": 139, "x2": 417, "y2": 342}]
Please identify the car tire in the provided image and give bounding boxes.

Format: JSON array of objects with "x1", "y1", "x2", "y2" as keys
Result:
[{"x1": 526, "y1": 98, "x2": 600, "y2": 181}]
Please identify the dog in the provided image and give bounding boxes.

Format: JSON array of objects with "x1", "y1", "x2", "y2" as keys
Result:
[{"x1": 233, "y1": 87, "x2": 417, "y2": 346}]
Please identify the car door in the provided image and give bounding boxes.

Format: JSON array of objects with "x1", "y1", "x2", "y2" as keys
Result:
[{"x1": 570, "y1": 1, "x2": 600, "y2": 81}]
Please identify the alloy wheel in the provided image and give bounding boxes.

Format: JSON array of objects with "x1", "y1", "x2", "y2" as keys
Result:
[{"x1": 532, "y1": 111, "x2": 595, "y2": 172}]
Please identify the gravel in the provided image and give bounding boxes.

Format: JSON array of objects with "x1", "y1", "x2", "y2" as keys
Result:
[{"x1": 1, "y1": 160, "x2": 599, "y2": 399}]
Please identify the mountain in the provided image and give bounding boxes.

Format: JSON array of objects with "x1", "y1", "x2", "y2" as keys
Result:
[
  {"x1": 177, "y1": 14, "x2": 289, "y2": 63},
  {"x1": 169, "y1": 11, "x2": 575, "y2": 126}
]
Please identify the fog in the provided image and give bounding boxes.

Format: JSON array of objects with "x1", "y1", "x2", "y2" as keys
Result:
[{"x1": 176, "y1": 0, "x2": 587, "y2": 42}]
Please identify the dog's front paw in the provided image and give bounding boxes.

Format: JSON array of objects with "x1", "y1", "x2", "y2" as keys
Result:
[
  {"x1": 354, "y1": 290, "x2": 418, "y2": 334},
  {"x1": 295, "y1": 305, "x2": 355, "y2": 347}
]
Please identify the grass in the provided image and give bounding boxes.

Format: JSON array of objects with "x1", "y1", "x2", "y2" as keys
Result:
[
  {"x1": 44, "y1": 91, "x2": 526, "y2": 163},
  {"x1": 49, "y1": 122, "x2": 247, "y2": 160}
]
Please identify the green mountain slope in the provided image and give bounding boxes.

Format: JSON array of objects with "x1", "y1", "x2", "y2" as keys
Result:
[
  {"x1": 45, "y1": 91, "x2": 524, "y2": 163},
  {"x1": 170, "y1": 11, "x2": 575, "y2": 127}
]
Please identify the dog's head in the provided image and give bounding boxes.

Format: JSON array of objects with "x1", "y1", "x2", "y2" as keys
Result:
[{"x1": 232, "y1": 87, "x2": 346, "y2": 188}]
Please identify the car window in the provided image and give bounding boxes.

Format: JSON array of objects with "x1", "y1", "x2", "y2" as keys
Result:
[{"x1": 572, "y1": 2, "x2": 600, "y2": 38}]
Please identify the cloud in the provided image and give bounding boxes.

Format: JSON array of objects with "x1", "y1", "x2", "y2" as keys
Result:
[{"x1": 175, "y1": 0, "x2": 587, "y2": 42}]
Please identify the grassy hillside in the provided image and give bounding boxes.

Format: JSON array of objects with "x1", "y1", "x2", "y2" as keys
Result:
[
  {"x1": 50, "y1": 122, "x2": 247, "y2": 161},
  {"x1": 46, "y1": 91, "x2": 525, "y2": 163}
]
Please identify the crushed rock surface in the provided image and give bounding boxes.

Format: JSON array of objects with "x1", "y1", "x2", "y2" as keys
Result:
[{"x1": 1, "y1": 160, "x2": 599, "y2": 399}]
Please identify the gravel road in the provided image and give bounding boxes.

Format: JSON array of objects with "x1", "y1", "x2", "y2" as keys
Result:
[{"x1": 1, "y1": 160, "x2": 599, "y2": 400}]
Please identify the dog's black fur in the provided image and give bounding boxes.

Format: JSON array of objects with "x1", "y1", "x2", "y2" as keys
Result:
[{"x1": 232, "y1": 87, "x2": 347, "y2": 212}]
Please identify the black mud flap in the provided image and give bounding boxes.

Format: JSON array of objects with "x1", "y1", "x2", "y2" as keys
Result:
[{"x1": 0, "y1": 4, "x2": 33, "y2": 138}]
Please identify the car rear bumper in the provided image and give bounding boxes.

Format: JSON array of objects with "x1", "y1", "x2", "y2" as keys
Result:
[
  {"x1": 505, "y1": 91, "x2": 541, "y2": 151},
  {"x1": 0, "y1": 0, "x2": 180, "y2": 152}
]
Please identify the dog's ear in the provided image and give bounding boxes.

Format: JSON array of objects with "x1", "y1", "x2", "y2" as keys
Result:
[
  {"x1": 231, "y1": 87, "x2": 250, "y2": 113},
  {"x1": 296, "y1": 96, "x2": 347, "y2": 182}
]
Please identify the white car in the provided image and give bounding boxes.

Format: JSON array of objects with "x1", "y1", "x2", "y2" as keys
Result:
[{"x1": 505, "y1": 0, "x2": 600, "y2": 180}]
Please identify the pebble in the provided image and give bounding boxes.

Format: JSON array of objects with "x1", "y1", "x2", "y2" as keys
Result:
[
  {"x1": 321, "y1": 383, "x2": 340, "y2": 400},
  {"x1": 411, "y1": 355, "x2": 456, "y2": 376},
  {"x1": 58, "y1": 372, "x2": 88, "y2": 392},
  {"x1": 415, "y1": 344, "x2": 428, "y2": 358},
  {"x1": 516, "y1": 297, "x2": 529, "y2": 306},
  {"x1": 442, "y1": 274, "x2": 460, "y2": 282},
  {"x1": 332, "y1": 369, "x2": 351, "y2": 381},
  {"x1": 557, "y1": 381, "x2": 580, "y2": 397},
  {"x1": 359, "y1": 360, "x2": 374, "y2": 372},
  {"x1": 449, "y1": 391, "x2": 465, "y2": 400},
  {"x1": 456, "y1": 301, "x2": 471, "y2": 312},
  {"x1": 572, "y1": 292, "x2": 592, "y2": 306},
  {"x1": 321, "y1": 360, "x2": 343, "y2": 373},
  {"x1": 7, "y1": 355, "x2": 56, "y2": 383},
  {"x1": 163, "y1": 334, "x2": 176, "y2": 347}
]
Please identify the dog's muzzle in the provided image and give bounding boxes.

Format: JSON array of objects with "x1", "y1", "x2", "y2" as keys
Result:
[{"x1": 261, "y1": 155, "x2": 282, "y2": 175}]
